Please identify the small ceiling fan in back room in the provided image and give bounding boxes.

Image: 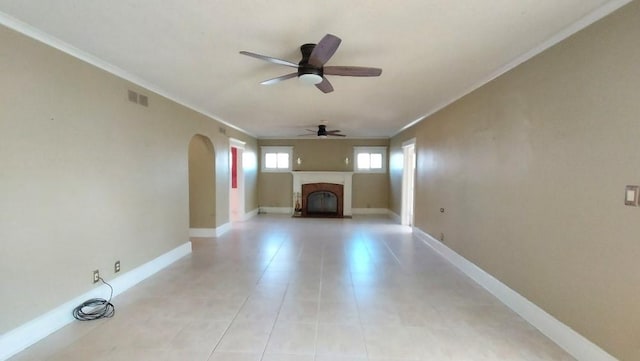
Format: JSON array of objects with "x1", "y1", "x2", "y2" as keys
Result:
[
  {"x1": 239, "y1": 34, "x2": 382, "y2": 93},
  {"x1": 299, "y1": 124, "x2": 346, "y2": 138}
]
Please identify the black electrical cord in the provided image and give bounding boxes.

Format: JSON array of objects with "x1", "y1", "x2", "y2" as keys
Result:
[{"x1": 72, "y1": 277, "x2": 115, "y2": 321}]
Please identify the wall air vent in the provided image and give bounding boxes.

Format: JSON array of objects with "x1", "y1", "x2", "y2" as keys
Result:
[
  {"x1": 127, "y1": 90, "x2": 149, "y2": 107},
  {"x1": 138, "y1": 94, "x2": 148, "y2": 107},
  {"x1": 127, "y1": 90, "x2": 138, "y2": 103}
]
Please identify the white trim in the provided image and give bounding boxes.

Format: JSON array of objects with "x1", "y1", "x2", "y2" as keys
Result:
[
  {"x1": 393, "y1": 0, "x2": 632, "y2": 136},
  {"x1": 291, "y1": 172, "x2": 354, "y2": 216},
  {"x1": 215, "y1": 222, "x2": 232, "y2": 237},
  {"x1": 260, "y1": 207, "x2": 292, "y2": 214},
  {"x1": 229, "y1": 139, "x2": 245, "y2": 223},
  {"x1": 0, "y1": 11, "x2": 254, "y2": 138},
  {"x1": 189, "y1": 225, "x2": 231, "y2": 237},
  {"x1": 261, "y1": 146, "x2": 293, "y2": 173},
  {"x1": 402, "y1": 138, "x2": 416, "y2": 148},
  {"x1": 389, "y1": 210, "x2": 402, "y2": 224},
  {"x1": 189, "y1": 228, "x2": 216, "y2": 237},
  {"x1": 413, "y1": 228, "x2": 617, "y2": 361},
  {"x1": 353, "y1": 146, "x2": 387, "y2": 173},
  {"x1": 401, "y1": 140, "x2": 416, "y2": 227},
  {"x1": 244, "y1": 208, "x2": 259, "y2": 220},
  {"x1": 0, "y1": 242, "x2": 192, "y2": 361},
  {"x1": 229, "y1": 138, "x2": 246, "y2": 147},
  {"x1": 351, "y1": 208, "x2": 391, "y2": 216}
]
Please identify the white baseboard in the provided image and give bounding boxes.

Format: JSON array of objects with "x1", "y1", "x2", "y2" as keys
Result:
[
  {"x1": 243, "y1": 208, "x2": 259, "y2": 220},
  {"x1": 189, "y1": 228, "x2": 216, "y2": 237},
  {"x1": 351, "y1": 208, "x2": 391, "y2": 216},
  {"x1": 389, "y1": 210, "x2": 401, "y2": 223},
  {"x1": 0, "y1": 242, "x2": 192, "y2": 361},
  {"x1": 260, "y1": 207, "x2": 292, "y2": 214},
  {"x1": 189, "y1": 224, "x2": 232, "y2": 238},
  {"x1": 413, "y1": 228, "x2": 616, "y2": 361},
  {"x1": 215, "y1": 222, "x2": 231, "y2": 237}
]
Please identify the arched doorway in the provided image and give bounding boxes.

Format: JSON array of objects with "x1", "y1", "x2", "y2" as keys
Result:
[{"x1": 188, "y1": 134, "x2": 216, "y2": 236}]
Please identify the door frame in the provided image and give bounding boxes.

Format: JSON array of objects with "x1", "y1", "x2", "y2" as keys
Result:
[
  {"x1": 401, "y1": 138, "x2": 416, "y2": 227},
  {"x1": 229, "y1": 138, "x2": 245, "y2": 222}
]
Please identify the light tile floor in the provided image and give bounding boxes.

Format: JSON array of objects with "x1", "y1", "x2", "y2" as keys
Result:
[{"x1": 9, "y1": 215, "x2": 575, "y2": 361}]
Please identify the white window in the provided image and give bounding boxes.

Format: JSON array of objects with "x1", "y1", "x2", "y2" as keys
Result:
[
  {"x1": 261, "y1": 146, "x2": 293, "y2": 172},
  {"x1": 353, "y1": 146, "x2": 387, "y2": 173}
]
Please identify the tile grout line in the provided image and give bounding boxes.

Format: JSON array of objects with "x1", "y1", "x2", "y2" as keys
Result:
[
  {"x1": 254, "y1": 233, "x2": 289, "y2": 285},
  {"x1": 209, "y1": 225, "x2": 289, "y2": 360},
  {"x1": 205, "y1": 226, "x2": 253, "y2": 359},
  {"x1": 350, "y1": 229, "x2": 371, "y2": 361},
  {"x1": 311, "y1": 237, "x2": 326, "y2": 361},
  {"x1": 380, "y1": 236, "x2": 408, "y2": 272},
  {"x1": 205, "y1": 294, "x2": 251, "y2": 359},
  {"x1": 258, "y1": 282, "x2": 290, "y2": 361},
  {"x1": 257, "y1": 230, "x2": 291, "y2": 361}
]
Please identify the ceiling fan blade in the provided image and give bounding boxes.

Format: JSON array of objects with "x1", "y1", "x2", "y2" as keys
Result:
[
  {"x1": 328, "y1": 133, "x2": 347, "y2": 137},
  {"x1": 323, "y1": 66, "x2": 382, "y2": 77},
  {"x1": 315, "y1": 77, "x2": 334, "y2": 93},
  {"x1": 239, "y1": 51, "x2": 299, "y2": 68},
  {"x1": 326, "y1": 130, "x2": 342, "y2": 134},
  {"x1": 308, "y1": 34, "x2": 341, "y2": 68},
  {"x1": 260, "y1": 72, "x2": 298, "y2": 85}
]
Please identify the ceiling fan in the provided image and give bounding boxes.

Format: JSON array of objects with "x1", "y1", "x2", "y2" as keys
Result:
[
  {"x1": 239, "y1": 34, "x2": 382, "y2": 93},
  {"x1": 300, "y1": 124, "x2": 346, "y2": 138}
]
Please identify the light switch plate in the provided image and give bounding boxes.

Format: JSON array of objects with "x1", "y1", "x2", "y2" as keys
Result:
[{"x1": 624, "y1": 185, "x2": 638, "y2": 206}]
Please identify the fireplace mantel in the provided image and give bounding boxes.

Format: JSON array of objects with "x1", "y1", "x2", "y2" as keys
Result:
[{"x1": 292, "y1": 172, "x2": 353, "y2": 216}]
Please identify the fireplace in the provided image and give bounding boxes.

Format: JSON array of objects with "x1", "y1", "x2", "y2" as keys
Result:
[
  {"x1": 292, "y1": 171, "x2": 353, "y2": 216},
  {"x1": 302, "y1": 183, "x2": 343, "y2": 217}
]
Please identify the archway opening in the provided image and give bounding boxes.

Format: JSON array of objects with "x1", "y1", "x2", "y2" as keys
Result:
[{"x1": 188, "y1": 134, "x2": 216, "y2": 232}]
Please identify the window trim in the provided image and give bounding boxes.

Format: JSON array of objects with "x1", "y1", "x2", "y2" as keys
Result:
[
  {"x1": 353, "y1": 146, "x2": 387, "y2": 173},
  {"x1": 261, "y1": 146, "x2": 293, "y2": 172}
]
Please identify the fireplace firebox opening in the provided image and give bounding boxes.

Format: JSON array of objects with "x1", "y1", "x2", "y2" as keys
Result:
[
  {"x1": 301, "y1": 182, "x2": 344, "y2": 218},
  {"x1": 307, "y1": 191, "x2": 338, "y2": 215}
]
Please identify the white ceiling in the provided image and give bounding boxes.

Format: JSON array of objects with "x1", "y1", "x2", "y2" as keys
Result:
[{"x1": 0, "y1": 0, "x2": 627, "y2": 138}]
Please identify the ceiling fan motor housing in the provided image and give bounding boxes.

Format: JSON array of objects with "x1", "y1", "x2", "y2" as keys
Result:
[
  {"x1": 298, "y1": 43, "x2": 323, "y2": 78},
  {"x1": 317, "y1": 124, "x2": 327, "y2": 136}
]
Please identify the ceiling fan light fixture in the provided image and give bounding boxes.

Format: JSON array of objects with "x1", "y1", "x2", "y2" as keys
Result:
[{"x1": 298, "y1": 73, "x2": 323, "y2": 85}]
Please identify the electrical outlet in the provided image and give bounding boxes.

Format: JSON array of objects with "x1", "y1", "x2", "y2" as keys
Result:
[
  {"x1": 92, "y1": 270, "x2": 100, "y2": 283},
  {"x1": 114, "y1": 260, "x2": 121, "y2": 273}
]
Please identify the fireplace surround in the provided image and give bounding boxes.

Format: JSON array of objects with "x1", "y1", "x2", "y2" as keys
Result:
[{"x1": 292, "y1": 171, "x2": 353, "y2": 217}]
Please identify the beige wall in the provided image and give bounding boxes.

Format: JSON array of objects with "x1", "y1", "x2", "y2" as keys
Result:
[
  {"x1": 388, "y1": 138, "x2": 406, "y2": 216},
  {"x1": 241, "y1": 142, "x2": 259, "y2": 215},
  {"x1": 258, "y1": 139, "x2": 390, "y2": 209},
  {"x1": 0, "y1": 26, "x2": 257, "y2": 333},
  {"x1": 391, "y1": 3, "x2": 640, "y2": 360},
  {"x1": 352, "y1": 173, "x2": 389, "y2": 210},
  {"x1": 188, "y1": 135, "x2": 216, "y2": 228}
]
